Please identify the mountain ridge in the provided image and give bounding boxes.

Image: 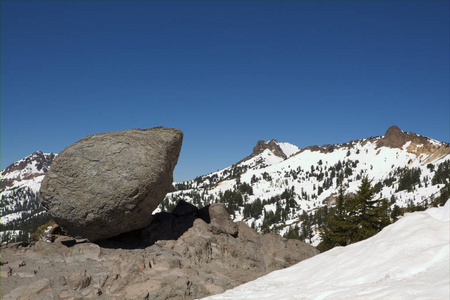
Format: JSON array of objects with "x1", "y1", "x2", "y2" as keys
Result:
[
  {"x1": 1, "y1": 125, "x2": 449, "y2": 244},
  {"x1": 164, "y1": 125, "x2": 449, "y2": 246}
]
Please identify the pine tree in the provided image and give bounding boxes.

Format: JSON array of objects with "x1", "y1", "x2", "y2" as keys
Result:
[
  {"x1": 318, "y1": 177, "x2": 391, "y2": 252},
  {"x1": 318, "y1": 186, "x2": 356, "y2": 251},
  {"x1": 350, "y1": 177, "x2": 390, "y2": 242}
]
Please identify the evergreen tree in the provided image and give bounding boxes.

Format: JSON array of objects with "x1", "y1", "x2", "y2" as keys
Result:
[
  {"x1": 347, "y1": 176, "x2": 390, "y2": 242},
  {"x1": 318, "y1": 186, "x2": 355, "y2": 251},
  {"x1": 390, "y1": 204, "x2": 402, "y2": 221},
  {"x1": 318, "y1": 177, "x2": 391, "y2": 252}
]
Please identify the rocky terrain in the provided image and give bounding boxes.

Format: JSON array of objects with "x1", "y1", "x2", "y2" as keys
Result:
[
  {"x1": 1, "y1": 126, "x2": 318, "y2": 299},
  {"x1": 0, "y1": 201, "x2": 318, "y2": 300}
]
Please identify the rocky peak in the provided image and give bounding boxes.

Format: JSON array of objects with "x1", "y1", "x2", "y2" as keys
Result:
[
  {"x1": 377, "y1": 125, "x2": 429, "y2": 149},
  {"x1": 251, "y1": 140, "x2": 287, "y2": 159},
  {"x1": 1, "y1": 151, "x2": 56, "y2": 191},
  {"x1": 1, "y1": 151, "x2": 55, "y2": 177}
]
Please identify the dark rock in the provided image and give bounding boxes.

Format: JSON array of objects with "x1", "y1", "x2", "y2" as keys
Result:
[
  {"x1": 196, "y1": 205, "x2": 211, "y2": 223},
  {"x1": 49, "y1": 225, "x2": 64, "y2": 236},
  {"x1": 141, "y1": 212, "x2": 177, "y2": 245},
  {"x1": 140, "y1": 212, "x2": 197, "y2": 246},
  {"x1": 377, "y1": 125, "x2": 409, "y2": 148},
  {"x1": 377, "y1": 125, "x2": 430, "y2": 149},
  {"x1": 171, "y1": 200, "x2": 198, "y2": 217},
  {"x1": 38, "y1": 127, "x2": 183, "y2": 241},
  {"x1": 173, "y1": 215, "x2": 197, "y2": 237}
]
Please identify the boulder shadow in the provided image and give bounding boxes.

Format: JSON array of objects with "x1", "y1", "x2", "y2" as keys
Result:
[{"x1": 96, "y1": 201, "x2": 210, "y2": 249}]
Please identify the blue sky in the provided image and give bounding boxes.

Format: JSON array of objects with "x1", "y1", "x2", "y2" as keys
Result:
[{"x1": 1, "y1": 0, "x2": 449, "y2": 182}]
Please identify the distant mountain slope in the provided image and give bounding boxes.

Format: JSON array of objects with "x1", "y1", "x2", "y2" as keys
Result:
[
  {"x1": 204, "y1": 200, "x2": 450, "y2": 299},
  {"x1": 164, "y1": 126, "x2": 450, "y2": 245},
  {"x1": 0, "y1": 151, "x2": 56, "y2": 242},
  {"x1": 1, "y1": 151, "x2": 56, "y2": 192}
]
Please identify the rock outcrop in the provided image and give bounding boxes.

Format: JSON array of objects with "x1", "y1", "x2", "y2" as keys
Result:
[
  {"x1": 38, "y1": 127, "x2": 183, "y2": 241},
  {"x1": 0, "y1": 202, "x2": 319, "y2": 300},
  {"x1": 252, "y1": 140, "x2": 287, "y2": 159},
  {"x1": 375, "y1": 125, "x2": 450, "y2": 164},
  {"x1": 377, "y1": 125, "x2": 428, "y2": 149}
]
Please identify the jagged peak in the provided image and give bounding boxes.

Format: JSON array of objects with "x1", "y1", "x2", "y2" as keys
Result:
[
  {"x1": 1, "y1": 151, "x2": 57, "y2": 184},
  {"x1": 234, "y1": 139, "x2": 300, "y2": 167},
  {"x1": 385, "y1": 125, "x2": 404, "y2": 136},
  {"x1": 253, "y1": 140, "x2": 287, "y2": 159},
  {"x1": 376, "y1": 125, "x2": 442, "y2": 150}
]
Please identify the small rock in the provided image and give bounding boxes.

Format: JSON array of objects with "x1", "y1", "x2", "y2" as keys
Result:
[
  {"x1": 124, "y1": 279, "x2": 161, "y2": 300},
  {"x1": 209, "y1": 204, "x2": 238, "y2": 237},
  {"x1": 16, "y1": 271, "x2": 36, "y2": 278},
  {"x1": 236, "y1": 221, "x2": 259, "y2": 243},
  {"x1": 68, "y1": 270, "x2": 92, "y2": 290},
  {"x1": 58, "y1": 275, "x2": 68, "y2": 286},
  {"x1": 58, "y1": 289, "x2": 75, "y2": 299}
]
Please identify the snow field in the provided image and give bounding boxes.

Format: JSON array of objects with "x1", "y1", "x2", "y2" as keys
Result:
[{"x1": 203, "y1": 201, "x2": 450, "y2": 299}]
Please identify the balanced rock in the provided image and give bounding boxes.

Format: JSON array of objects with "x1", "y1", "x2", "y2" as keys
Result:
[{"x1": 38, "y1": 127, "x2": 183, "y2": 241}]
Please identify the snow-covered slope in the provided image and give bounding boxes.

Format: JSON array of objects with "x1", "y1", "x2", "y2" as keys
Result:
[
  {"x1": 0, "y1": 151, "x2": 56, "y2": 242},
  {"x1": 1, "y1": 151, "x2": 56, "y2": 193},
  {"x1": 204, "y1": 201, "x2": 450, "y2": 299}
]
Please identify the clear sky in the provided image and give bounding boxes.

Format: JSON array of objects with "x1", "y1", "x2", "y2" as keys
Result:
[{"x1": 1, "y1": 0, "x2": 449, "y2": 182}]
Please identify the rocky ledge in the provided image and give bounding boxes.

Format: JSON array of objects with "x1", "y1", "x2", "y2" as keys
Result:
[{"x1": 0, "y1": 201, "x2": 318, "y2": 300}]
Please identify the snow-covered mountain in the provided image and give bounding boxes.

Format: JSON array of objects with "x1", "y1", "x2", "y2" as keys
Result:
[
  {"x1": 0, "y1": 151, "x2": 56, "y2": 242},
  {"x1": 236, "y1": 139, "x2": 301, "y2": 168},
  {"x1": 164, "y1": 125, "x2": 450, "y2": 245},
  {"x1": 204, "y1": 200, "x2": 450, "y2": 299},
  {"x1": 1, "y1": 125, "x2": 449, "y2": 245}
]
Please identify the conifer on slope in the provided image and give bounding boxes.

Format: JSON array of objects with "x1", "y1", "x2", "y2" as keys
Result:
[{"x1": 318, "y1": 177, "x2": 391, "y2": 252}]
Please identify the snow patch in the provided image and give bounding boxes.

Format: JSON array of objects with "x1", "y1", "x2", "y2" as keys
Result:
[{"x1": 278, "y1": 142, "x2": 301, "y2": 157}]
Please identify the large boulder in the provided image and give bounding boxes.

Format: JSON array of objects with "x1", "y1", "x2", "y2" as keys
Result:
[{"x1": 38, "y1": 127, "x2": 183, "y2": 241}]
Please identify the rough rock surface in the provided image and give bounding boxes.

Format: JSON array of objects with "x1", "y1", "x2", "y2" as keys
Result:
[
  {"x1": 38, "y1": 127, "x2": 183, "y2": 241},
  {"x1": 0, "y1": 202, "x2": 319, "y2": 300},
  {"x1": 377, "y1": 125, "x2": 428, "y2": 149}
]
